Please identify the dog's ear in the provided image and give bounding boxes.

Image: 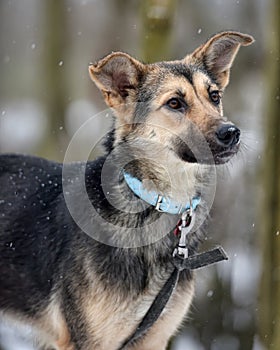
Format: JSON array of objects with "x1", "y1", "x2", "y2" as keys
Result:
[
  {"x1": 187, "y1": 31, "x2": 254, "y2": 89},
  {"x1": 89, "y1": 52, "x2": 145, "y2": 109}
]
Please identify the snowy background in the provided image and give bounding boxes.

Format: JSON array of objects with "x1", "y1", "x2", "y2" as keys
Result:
[{"x1": 0, "y1": 0, "x2": 274, "y2": 349}]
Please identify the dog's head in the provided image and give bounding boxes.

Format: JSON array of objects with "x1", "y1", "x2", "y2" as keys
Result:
[{"x1": 89, "y1": 31, "x2": 254, "y2": 166}]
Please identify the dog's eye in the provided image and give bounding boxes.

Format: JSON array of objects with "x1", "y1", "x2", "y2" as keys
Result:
[
  {"x1": 209, "y1": 91, "x2": 221, "y2": 105},
  {"x1": 166, "y1": 98, "x2": 184, "y2": 111}
]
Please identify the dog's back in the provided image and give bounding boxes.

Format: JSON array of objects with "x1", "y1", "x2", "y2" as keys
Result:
[{"x1": 0, "y1": 154, "x2": 67, "y2": 314}]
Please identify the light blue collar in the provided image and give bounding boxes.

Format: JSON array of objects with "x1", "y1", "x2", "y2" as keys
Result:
[{"x1": 123, "y1": 172, "x2": 201, "y2": 215}]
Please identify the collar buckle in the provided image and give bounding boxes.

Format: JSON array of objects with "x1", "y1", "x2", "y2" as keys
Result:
[
  {"x1": 155, "y1": 195, "x2": 164, "y2": 212},
  {"x1": 123, "y1": 171, "x2": 201, "y2": 215}
]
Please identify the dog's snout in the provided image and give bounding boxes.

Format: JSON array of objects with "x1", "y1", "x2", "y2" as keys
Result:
[{"x1": 216, "y1": 124, "x2": 240, "y2": 147}]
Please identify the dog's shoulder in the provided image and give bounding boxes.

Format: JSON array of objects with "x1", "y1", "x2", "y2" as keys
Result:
[{"x1": 0, "y1": 153, "x2": 62, "y2": 176}]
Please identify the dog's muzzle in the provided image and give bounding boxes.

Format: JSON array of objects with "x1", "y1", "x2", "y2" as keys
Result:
[
  {"x1": 209, "y1": 123, "x2": 241, "y2": 164},
  {"x1": 215, "y1": 124, "x2": 240, "y2": 148}
]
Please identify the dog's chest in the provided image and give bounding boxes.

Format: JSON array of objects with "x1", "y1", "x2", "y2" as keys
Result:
[{"x1": 81, "y1": 269, "x2": 194, "y2": 349}]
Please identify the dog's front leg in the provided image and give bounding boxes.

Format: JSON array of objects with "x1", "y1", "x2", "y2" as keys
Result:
[
  {"x1": 129, "y1": 317, "x2": 181, "y2": 350},
  {"x1": 56, "y1": 337, "x2": 75, "y2": 350},
  {"x1": 130, "y1": 281, "x2": 194, "y2": 350},
  {"x1": 52, "y1": 320, "x2": 75, "y2": 350},
  {"x1": 51, "y1": 317, "x2": 75, "y2": 350},
  {"x1": 130, "y1": 333, "x2": 169, "y2": 350}
]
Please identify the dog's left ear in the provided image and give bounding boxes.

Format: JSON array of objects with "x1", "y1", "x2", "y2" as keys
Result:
[
  {"x1": 89, "y1": 52, "x2": 146, "y2": 109},
  {"x1": 187, "y1": 31, "x2": 254, "y2": 89}
]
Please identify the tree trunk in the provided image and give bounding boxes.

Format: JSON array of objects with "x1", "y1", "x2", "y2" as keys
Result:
[
  {"x1": 39, "y1": 0, "x2": 68, "y2": 160},
  {"x1": 140, "y1": 0, "x2": 177, "y2": 62},
  {"x1": 259, "y1": 0, "x2": 280, "y2": 348}
]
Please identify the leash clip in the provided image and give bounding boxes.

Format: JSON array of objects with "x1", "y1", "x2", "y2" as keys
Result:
[{"x1": 173, "y1": 207, "x2": 195, "y2": 259}]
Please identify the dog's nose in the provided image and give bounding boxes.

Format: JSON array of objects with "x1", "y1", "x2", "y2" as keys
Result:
[{"x1": 216, "y1": 124, "x2": 240, "y2": 147}]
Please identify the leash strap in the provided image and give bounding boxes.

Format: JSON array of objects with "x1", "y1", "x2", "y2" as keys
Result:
[
  {"x1": 117, "y1": 246, "x2": 228, "y2": 350},
  {"x1": 118, "y1": 268, "x2": 180, "y2": 350},
  {"x1": 117, "y1": 202, "x2": 228, "y2": 349},
  {"x1": 173, "y1": 246, "x2": 228, "y2": 271}
]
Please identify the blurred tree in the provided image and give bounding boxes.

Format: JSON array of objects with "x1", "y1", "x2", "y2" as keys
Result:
[
  {"x1": 40, "y1": 0, "x2": 68, "y2": 160},
  {"x1": 259, "y1": 0, "x2": 280, "y2": 348},
  {"x1": 190, "y1": 270, "x2": 255, "y2": 349},
  {"x1": 141, "y1": 0, "x2": 177, "y2": 62}
]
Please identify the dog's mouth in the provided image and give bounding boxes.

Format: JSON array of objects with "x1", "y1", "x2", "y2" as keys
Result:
[
  {"x1": 173, "y1": 140, "x2": 240, "y2": 165},
  {"x1": 212, "y1": 145, "x2": 240, "y2": 164},
  {"x1": 173, "y1": 124, "x2": 241, "y2": 165}
]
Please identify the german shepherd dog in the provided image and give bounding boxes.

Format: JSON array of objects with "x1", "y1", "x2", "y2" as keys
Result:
[{"x1": 0, "y1": 31, "x2": 253, "y2": 350}]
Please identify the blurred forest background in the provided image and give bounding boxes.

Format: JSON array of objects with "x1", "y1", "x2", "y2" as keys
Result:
[{"x1": 0, "y1": 0, "x2": 279, "y2": 349}]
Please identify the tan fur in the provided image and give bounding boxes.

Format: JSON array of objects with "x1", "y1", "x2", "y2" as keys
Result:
[
  {"x1": 56, "y1": 331, "x2": 74, "y2": 350},
  {"x1": 0, "y1": 305, "x2": 74, "y2": 350},
  {"x1": 71, "y1": 273, "x2": 195, "y2": 350},
  {"x1": 145, "y1": 71, "x2": 223, "y2": 133},
  {"x1": 80, "y1": 287, "x2": 137, "y2": 349},
  {"x1": 132, "y1": 281, "x2": 195, "y2": 350},
  {"x1": 36, "y1": 297, "x2": 74, "y2": 350}
]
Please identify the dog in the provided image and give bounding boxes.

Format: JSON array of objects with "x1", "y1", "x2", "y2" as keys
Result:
[{"x1": 0, "y1": 31, "x2": 254, "y2": 350}]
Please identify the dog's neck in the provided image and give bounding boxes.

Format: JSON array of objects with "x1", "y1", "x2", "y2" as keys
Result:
[
  {"x1": 103, "y1": 123, "x2": 206, "y2": 205},
  {"x1": 123, "y1": 171, "x2": 201, "y2": 215},
  {"x1": 114, "y1": 141, "x2": 203, "y2": 205},
  {"x1": 83, "y1": 149, "x2": 207, "y2": 249}
]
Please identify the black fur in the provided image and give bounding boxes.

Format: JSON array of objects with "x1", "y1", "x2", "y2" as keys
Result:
[
  {"x1": 158, "y1": 62, "x2": 195, "y2": 85},
  {"x1": 0, "y1": 153, "x2": 192, "y2": 325}
]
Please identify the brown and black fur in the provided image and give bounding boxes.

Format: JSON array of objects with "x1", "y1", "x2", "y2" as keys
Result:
[{"x1": 0, "y1": 31, "x2": 254, "y2": 350}]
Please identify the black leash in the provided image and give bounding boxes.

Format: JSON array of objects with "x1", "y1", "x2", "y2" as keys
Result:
[
  {"x1": 118, "y1": 246, "x2": 227, "y2": 350},
  {"x1": 117, "y1": 209, "x2": 228, "y2": 350},
  {"x1": 119, "y1": 268, "x2": 180, "y2": 350}
]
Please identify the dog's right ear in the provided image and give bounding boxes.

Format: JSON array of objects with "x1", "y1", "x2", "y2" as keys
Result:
[{"x1": 89, "y1": 52, "x2": 146, "y2": 109}]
